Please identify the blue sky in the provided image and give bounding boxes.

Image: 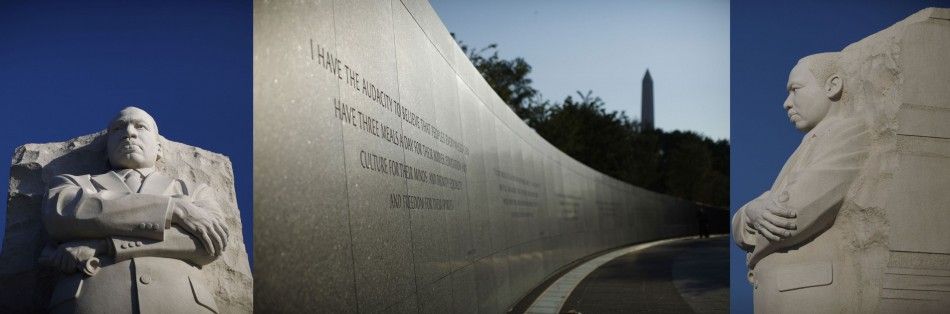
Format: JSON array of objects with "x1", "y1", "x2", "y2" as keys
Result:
[
  {"x1": 0, "y1": 1, "x2": 253, "y2": 261},
  {"x1": 430, "y1": 0, "x2": 730, "y2": 140},
  {"x1": 730, "y1": 1, "x2": 946, "y2": 312}
]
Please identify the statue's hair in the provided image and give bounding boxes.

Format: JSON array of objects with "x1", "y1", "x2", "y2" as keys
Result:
[{"x1": 798, "y1": 52, "x2": 841, "y2": 83}]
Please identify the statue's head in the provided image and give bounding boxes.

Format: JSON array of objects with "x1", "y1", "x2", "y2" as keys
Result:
[
  {"x1": 784, "y1": 52, "x2": 843, "y2": 132},
  {"x1": 106, "y1": 107, "x2": 161, "y2": 169}
]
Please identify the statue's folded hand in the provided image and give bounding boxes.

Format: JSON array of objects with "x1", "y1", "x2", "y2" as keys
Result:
[
  {"x1": 744, "y1": 196, "x2": 797, "y2": 242},
  {"x1": 172, "y1": 200, "x2": 229, "y2": 256}
]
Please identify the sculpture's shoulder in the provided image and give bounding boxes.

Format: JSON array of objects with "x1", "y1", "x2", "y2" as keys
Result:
[
  {"x1": 52, "y1": 173, "x2": 93, "y2": 184},
  {"x1": 809, "y1": 116, "x2": 870, "y2": 153},
  {"x1": 87, "y1": 171, "x2": 117, "y2": 182},
  {"x1": 817, "y1": 116, "x2": 868, "y2": 138},
  {"x1": 154, "y1": 171, "x2": 213, "y2": 197},
  {"x1": 831, "y1": 116, "x2": 866, "y2": 130},
  {"x1": 49, "y1": 173, "x2": 98, "y2": 190}
]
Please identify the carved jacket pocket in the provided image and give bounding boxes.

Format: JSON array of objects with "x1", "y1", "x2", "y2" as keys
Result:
[
  {"x1": 777, "y1": 261, "x2": 833, "y2": 292},
  {"x1": 189, "y1": 276, "x2": 219, "y2": 313}
]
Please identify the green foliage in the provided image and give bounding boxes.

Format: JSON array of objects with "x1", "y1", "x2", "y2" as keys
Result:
[
  {"x1": 457, "y1": 38, "x2": 547, "y2": 124},
  {"x1": 658, "y1": 131, "x2": 729, "y2": 206},
  {"x1": 534, "y1": 91, "x2": 657, "y2": 188},
  {"x1": 456, "y1": 36, "x2": 729, "y2": 207}
]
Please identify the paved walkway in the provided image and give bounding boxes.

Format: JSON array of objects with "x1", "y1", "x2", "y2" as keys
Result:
[{"x1": 525, "y1": 236, "x2": 729, "y2": 314}]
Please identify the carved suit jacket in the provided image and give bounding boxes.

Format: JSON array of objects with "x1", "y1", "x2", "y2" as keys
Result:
[
  {"x1": 732, "y1": 117, "x2": 870, "y2": 291},
  {"x1": 43, "y1": 169, "x2": 221, "y2": 314}
]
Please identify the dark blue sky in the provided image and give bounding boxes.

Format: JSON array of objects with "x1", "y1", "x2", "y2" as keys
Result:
[
  {"x1": 0, "y1": 1, "x2": 252, "y2": 261},
  {"x1": 730, "y1": 1, "x2": 946, "y2": 312}
]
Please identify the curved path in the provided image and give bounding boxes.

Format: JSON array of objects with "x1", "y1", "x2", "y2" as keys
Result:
[{"x1": 525, "y1": 235, "x2": 728, "y2": 314}]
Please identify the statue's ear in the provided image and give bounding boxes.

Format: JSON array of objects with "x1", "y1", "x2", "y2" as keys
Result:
[
  {"x1": 825, "y1": 74, "x2": 843, "y2": 100},
  {"x1": 156, "y1": 136, "x2": 164, "y2": 161}
]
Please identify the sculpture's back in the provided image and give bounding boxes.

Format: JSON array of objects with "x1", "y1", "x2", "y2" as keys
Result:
[{"x1": 0, "y1": 131, "x2": 252, "y2": 313}]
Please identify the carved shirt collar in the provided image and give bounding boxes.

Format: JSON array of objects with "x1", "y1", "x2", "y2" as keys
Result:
[{"x1": 117, "y1": 167, "x2": 155, "y2": 179}]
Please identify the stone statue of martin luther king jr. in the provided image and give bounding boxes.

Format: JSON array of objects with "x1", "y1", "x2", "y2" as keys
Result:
[
  {"x1": 39, "y1": 107, "x2": 229, "y2": 313},
  {"x1": 732, "y1": 53, "x2": 871, "y2": 312}
]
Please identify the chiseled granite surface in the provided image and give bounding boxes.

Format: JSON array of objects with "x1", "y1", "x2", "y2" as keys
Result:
[{"x1": 254, "y1": 0, "x2": 726, "y2": 312}]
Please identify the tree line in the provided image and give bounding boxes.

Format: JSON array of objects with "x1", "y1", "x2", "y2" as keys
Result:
[{"x1": 458, "y1": 38, "x2": 728, "y2": 207}]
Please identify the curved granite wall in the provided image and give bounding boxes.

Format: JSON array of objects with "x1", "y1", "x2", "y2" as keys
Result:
[{"x1": 254, "y1": 0, "x2": 718, "y2": 312}]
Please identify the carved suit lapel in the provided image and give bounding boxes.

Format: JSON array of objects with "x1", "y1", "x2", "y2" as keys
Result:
[
  {"x1": 140, "y1": 171, "x2": 174, "y2": 195},
  {"x1": 90, "y1": 171, "x2": 133, "y2": 193}
]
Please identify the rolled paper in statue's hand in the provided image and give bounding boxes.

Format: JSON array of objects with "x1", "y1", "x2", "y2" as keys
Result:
[
  {"x1": 81, "y1": 257, "x2": 101, "y2": 276},
  {"x1": 39, "y1": 246, "x2": 100, "y2": 276}
]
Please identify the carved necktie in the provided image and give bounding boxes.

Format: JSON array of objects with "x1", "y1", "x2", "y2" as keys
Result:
[{"x1": 125, "y1": 170, "x2": 143, "y2": 193}]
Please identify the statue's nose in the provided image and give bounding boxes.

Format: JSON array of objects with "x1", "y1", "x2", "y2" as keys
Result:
[
  {"x1": 124, "y1": 124, "x2": 139, "y2": 138},
  {"x1": 783, "y1": 95, "x2": 793, "y2": 110}
]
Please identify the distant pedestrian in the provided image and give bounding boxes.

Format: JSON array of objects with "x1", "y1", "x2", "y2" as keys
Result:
[{"x1": 697, "y1": 207, "x2": 710, "y2": 238}]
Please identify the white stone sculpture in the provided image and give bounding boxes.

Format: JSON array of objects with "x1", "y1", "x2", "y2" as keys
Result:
[
  {"x1": 733, "y1": 8, "x2": 950, "y2": 313},
  {"x1": 0, "y1": 107, "x2": 252, "y2": 313}
]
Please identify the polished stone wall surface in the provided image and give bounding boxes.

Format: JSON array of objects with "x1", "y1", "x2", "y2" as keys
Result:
[{"x1": 254, "y1": 0, "x2": 717, "y2": 312}]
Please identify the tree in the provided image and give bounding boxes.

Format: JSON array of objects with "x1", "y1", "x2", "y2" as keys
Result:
[
  {"x1": 455, "y1": 36, "x2": 546, "y2": 125},
  {"x1": 534, "y1": 91, "x2": 660, "y2": 189},
  {"x1": 455, "y1": 36, "x2": 729, "y2": 207}
]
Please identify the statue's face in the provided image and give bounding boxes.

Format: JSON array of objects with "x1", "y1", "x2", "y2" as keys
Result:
[
  {"x1": 783, "y1": 62, "x2": 832, "y2": 132},
  {"x1": 107, "y1": 108, "x2": 160, "y2": 169}
]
